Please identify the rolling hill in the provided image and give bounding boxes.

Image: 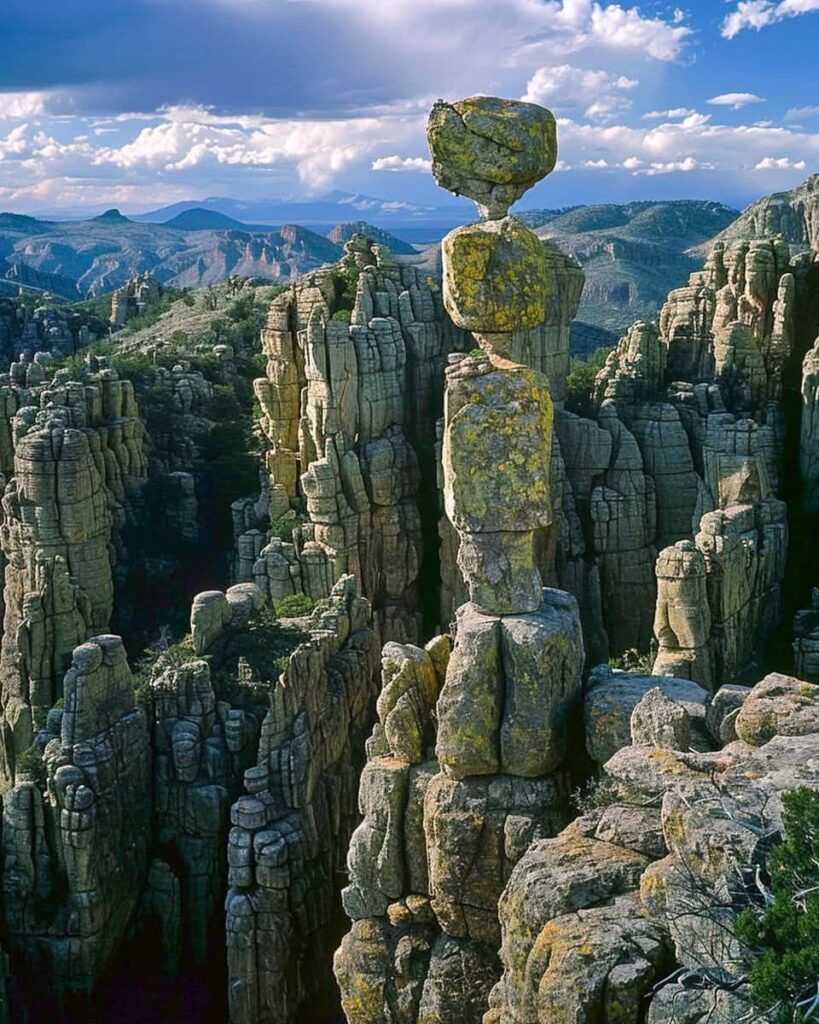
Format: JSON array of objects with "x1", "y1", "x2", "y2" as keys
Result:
[{"x1": 518, "y1": 200, "x2": 739, "y2": 332}]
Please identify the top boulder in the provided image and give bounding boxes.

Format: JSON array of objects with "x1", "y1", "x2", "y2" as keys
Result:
[{"x1": 427, "y1": 96, "x2": 557, "y2": 219}]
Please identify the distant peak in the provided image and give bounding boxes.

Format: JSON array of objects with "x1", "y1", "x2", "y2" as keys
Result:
[{"x1": 93, "y1": 208, "x2": 130, "y2": 223}]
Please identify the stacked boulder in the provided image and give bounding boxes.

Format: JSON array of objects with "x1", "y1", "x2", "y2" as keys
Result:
[{"x1": 334, "y1": 95, "x2": 584, "y2": 1024}]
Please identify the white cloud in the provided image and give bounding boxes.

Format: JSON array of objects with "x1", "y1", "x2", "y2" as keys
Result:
[
  {"x1": 642, "y1": 107, "x2": 697, "y2": 120},
  {"x1": 587, "y1": 2, "x2": 691, "y2": 60},
  {"x1": 644, "y1": 156, "x2": 713, "y2": 175},
  {"x1": 707, "y1": 92, "x2": 767, "y2": 110},
  {"x1": 722, "y1": 0, "x2": 819, "y2": 39},
  {"x1": 371, "y1": 155, "x2": 432, "y2": 173},
  {"x1": 523, "y1": 64, "x2": 638, "y2": 121},
  {"x1": 755, "y1": 156, "x2": 807, "y2": 170},
  {"x1": 555, "y1": 113, "x2": 819, "y2": 179},
  {"x1": 786, "y1": 105, "x2": 819, "y2": 122},
  {"x1": 0, "y1": 91, "x2": 55, "y2": 119},
  {"x1": 93, "y1": 107, "x2": 421, "y2": 189}
]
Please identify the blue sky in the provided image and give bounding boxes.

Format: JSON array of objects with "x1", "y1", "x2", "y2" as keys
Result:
[{"x1": 0, "y1": 0, "x2": 816, "y2": 216}]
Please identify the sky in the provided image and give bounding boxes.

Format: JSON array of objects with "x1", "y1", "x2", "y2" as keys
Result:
[{"x1": 0, "y1": 0, "x2": 817, "y2": 216}]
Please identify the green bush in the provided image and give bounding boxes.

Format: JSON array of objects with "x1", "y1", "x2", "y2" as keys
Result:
[
  {"x1": 269, "y1": 509, "x2": 305, "y2": 539},
  {"x1": 331, "y1": 308, "x2": 352, "y2": 323},
  {"x1": 16, "y1": 745, "x2": 46, "y2": 784},
  {"x1": 565, "y1": 345, "x2": 613, "y2": 417},
  {"x1": 131, "y1": 636, "x2": 198, "y2": 699},
  {"x1": 607, "y1": 647, "x2": 656, "y2": 675},
  {"x1": 329, "y1": 264, "x2": 361, "y2": 313},
  {"x1": 736, "y1": 787, "x2": 819, "y2": 1023},
  {"x1": 275, "y1": 593, "x2": 315, "y2": 618},
  {"x1": 571, "y1": 775, "x2": 620, "y2": 816}
]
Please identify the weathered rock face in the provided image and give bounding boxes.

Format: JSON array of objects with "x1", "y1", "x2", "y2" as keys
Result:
[
  {"x1": 552, "y1": 236, "x2": 798, "y2": 681},
  {"x1": 335, "y1": 93, "x2": 586, "y2": 1024},
  {"x1": 224, "y1": 575, "x2": 380, "y2": 1024},
  {"x1": 110, "y1": 271, "x2": 162, "y2": 329},
  {"x1": 489, "y1": 671, "x2": 819, "y2": 1024},
  {"x1": 253, "y1": 236, "x2": 467, "y2": 642},
  {"x1": 334, "y1": 594, "x2": 582, "y2": 1024},
  {"x1": 800, "y1": 335, "x2": 819, "y2": 513},
  {"x1": 2, "y1": 636, "x2": 151, "y2": 1004},
  {"x1": 0, "y1": 366, "x2": 148, "y2": 784}
]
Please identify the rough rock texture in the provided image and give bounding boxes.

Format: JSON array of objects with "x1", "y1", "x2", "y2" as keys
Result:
[
  {"x1": 253, "y1": 235, "x2": 467, "y2": 642},
  {"x1": 556, "y1": 237, "x2": 797, "y2": 682},
  {"x1": 489, "y1": 671, "x2": 819, "y2": 1024},
  {"x1": 336, "y1": 96, "x2": 586, "y2": 1024},
  {"x1": 794, "y1": 587, "x2": 819, "y2": 682},
  {"x1": 584, "y1": 664, "x2": 710, "y2": 765},
  {"x1": 225, "y1": 575, "x2": 380, "y2": 1024},
  {"x1": 427, "y1": 97, "x2": 557, "y2": 220},
  {"x1": 0, "y1": 365, "x2": 147, "y2": 783},
  {"x1": 800, "y1": 335, "x2": 819, "y2": 513},
  {"x1": 2, "y1": 636, "x2": 150, "y2": 1003},
  {"x1": 334, "y1": 603, "x2": 581, "y2": 1024}
]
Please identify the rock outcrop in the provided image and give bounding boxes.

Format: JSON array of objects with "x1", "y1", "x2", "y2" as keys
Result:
[
  {"x1": 489, "y1": 670, "x2": 819, "y2": 1024},
  {"x1": 224, "y1": 575, "x2": 380, "y2": 1024},
  {"x1": 0, "y1": 365, "x2": 147, "y2": 784},
  {"x1": 2, "y1": 636, "x2": 150, "y2": 1006},
  {"x1": 335, "y1": 94, "x2": 584, "y2": 1024}
]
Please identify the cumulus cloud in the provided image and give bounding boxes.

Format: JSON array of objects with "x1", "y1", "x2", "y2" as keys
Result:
[
  {"x1": 722, "y1": 0, "x2": 819, "y2": 39},
  {"x1": 522, "y1": 64, "x2": 638, "y2": 121},
  {"x1": 93, "y1": 107, "x2": 422, "y2": 190},
  {"x1": 371, "y1": 155, "x2": 432, "y2": 173},
  {"x1": 755, "y1": 156, "x2": 807, "y2": 169},
  {"x1": 707, "y1": 92, "x2": 767, "y2": 110},
  {"x1": 556, "y1": 112, "x2": 819, "y2": 179}
]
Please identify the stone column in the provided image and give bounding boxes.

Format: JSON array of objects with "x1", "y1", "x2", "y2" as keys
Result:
[{"x1": 335, "y1": 95, "x2": 585, "y2": 1024}]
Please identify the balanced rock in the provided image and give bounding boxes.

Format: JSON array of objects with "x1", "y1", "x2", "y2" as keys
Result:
[
  {"x1": 427, "y1": 96, "x2": 557, "y2": 219},
  {"x1": 442, "y1": 217, "x2": 549, "y2": 335}
]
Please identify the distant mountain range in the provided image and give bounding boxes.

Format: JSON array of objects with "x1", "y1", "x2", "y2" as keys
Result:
[
  {"x1": 519, "y1": 200, "x2": 740, "y2": 332},
  {"x1": 0, "y1": 209, "x2": 414, "y2": 298},
  {"x1": 706, "y1": 173, "x2": 819, "y2": 252},
  {"x1": 129, "y1": 190, "x2": 472, "y2": 242},
  {"x1": 2, "y1": 175, "x2": 818, "y2": 334}
]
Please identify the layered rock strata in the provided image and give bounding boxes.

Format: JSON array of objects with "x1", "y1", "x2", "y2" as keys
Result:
[
  {"x1": 571, "y1": 237, "x2": 797, "y2": 682},
  {"x1": 252, "y1": 236, "x2": 466, "y2": 641},
  {"x1": 0, "y1": 365, "x2": 147, "y2": 783},
  {"x1": 224, "y1": 574, "x2": 380, "y2": 1024}
]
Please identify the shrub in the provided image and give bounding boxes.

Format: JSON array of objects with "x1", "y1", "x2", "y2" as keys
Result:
[
  {"x1": 16, "y1": 745, "x2": 46, "y2": 784},
  {"x1": 331, "y1": 308, "x2": 352, "y2": 323},
  {"x1": 131, "y1": 635, "x2": 197, "y2": 699},
  {"x1": 275, "y1": 593, "x2": 315, "y2": 618},
  {"x1": 571, "y1": 775, "x2": 620, "y2": 815},
  {"x1": 607, "y1": 647, "x2": 656, "y2": 675},
  {"x1": 565, "y1": 345, "x2": 613, "y2": 417},
  {"x1": 736, "y1": 787, "x2": 819, "y2": 1023},
  {"x1": 269, "y1": 509, "x2": 305, "y2": 539},
  {"x1": 329, "y1": 264, "x2": 361, "y2": 314}
]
